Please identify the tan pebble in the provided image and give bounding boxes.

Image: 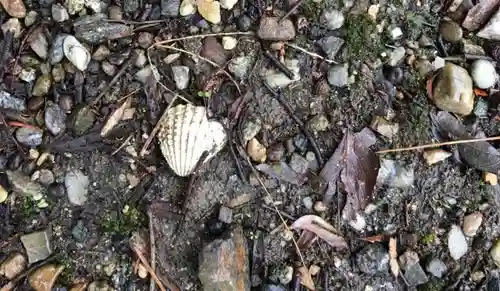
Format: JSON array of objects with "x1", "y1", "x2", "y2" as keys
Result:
[
  {"x1": 29, "y1": 264, "x2": 64, "y2": 291},
  {"x1": 309, "y1": 264, "x2": 321, "y2": 276},
  {"x1": 0, "y1": 252, "x2": 26, "y2": 279},
  {"x1": 247, "y1": 138, "x2": 267, "y2": 163},
  {"x1": 462, "y1": 211, "x2": 483, "y2": 237},
  {"x1": 0, "y1": 185, "x2": 8, "y2": 203},
  {"x1": 313, "y1": 201, "x2": 327, "y2": 212},
  {"x1": 484, "y1": 172, "x2": 498, "y2": 185},
  {"x1": 137, "y1": 263, "x2": 148, "y2": 278},
  {"x1": 423, "y1": 149, "x2": 452, "y2": 165}
]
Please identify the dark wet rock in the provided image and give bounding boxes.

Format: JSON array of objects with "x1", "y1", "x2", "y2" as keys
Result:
[
  {"x1": 108, "y1": 48, "x2": 131, "y2": 65},
  {"x1": 199, "y1": 227, "x2": 250, "y2": 291},
  {"x1": 317, "y1": 36, "x2": 344, "y2": 59},
  {"x1": 20, "y1": 229, "x2": 52, "y2": 264},
  {"x1": 267, "y1": 143, "x2": 285, "y2": 162},
  {"x1": 8, "y1": 154, "x2": 22, "y2": 170},
  {"x1": 327, "y1": 63, "x2": 349, "y2": 87},
  {"x1": 16, "y1": 127, "x2": 43, "y2": 147},
  {"x1": 488, "y1": 277, "x2": 500, "y2": 291},
  {"x1": 28, "y1": 96, "x2": 44, "y2": 111},
  {"x1": 228, "y1": 56, "x2": 253, "y2": 79},
  {"x1": 87, "y1": 280, "x2": 112, "y2": 291},
  {"x1": 59, "y1": 95, "x2": 74, "y2": 112},
  {"x1": 52, "y1": 63, "x2": 66, "y2": 82},
  {"x1": 293, "y1": 134, "x2": 308, "y2": 153},
  {"x1": 21, "y1": 160, "x2": 36, "y2": 176},
  {"x1": 355, "y1": 244, "x2": 389, "y2": 275},
  {"x1": 0, "y1": 91, "x2": 26, "y2": 111},
  {"x1": 218, "y1": 206, "x2": 233, "y2": 224},
  {"x1": 74, "y1": 14, "x2": 132, "y2": 44},
  {"x1": 123, "y1": 0, "x2": 139, "y2": 13},
  {"x1": 137, "y1": 32, "x2": 154, "y2": 49},
  {"x1": 69, "y1": 105, "x2": 96, "y2": 135},
  {"x1": 440, "y1": 20, "x2": 463, "y2": 43},
  {"x1": 320, "y1": 9, "x2": 344, "y2": 30},
  {"x1": 161, "y1": 0, "x2": 179, "y2": 16},
  {"x1": 71, "y1": 220, "x2": 89, "y2": 243},
  {"x1": 28, "y1": 28, "x2": 48, "y2": 59},
  {"x1": 48, "y1": 183, "x2": 66, "y2": 198},
  {"x1": 404, "y1": 264, "x2": 429, "y2": 286},
  {"x1": 32, "y1": 74, "x2": 52, "y2": 97},
  {"x1": 201, "y1": 37, "x2": 227, "y2": 66},
  {"x1": 385, "y1": 66, "x2": 404, "y2": 84},
  {"x1": 0, "y1": 155, "x2": 8, "y2": 171},
  {"x1": 6, "y1": 170, "x2": 45, "y2": 198},
  {"x1": 426, "y1": 258, "x2": 447, "y2": 278},
  {"x1": 101, "y1": 61, "x2": 116, "y2": 76},
  {"x1": 205, "y1": 217, "x2": 227, "y2": 236},
  {"x1": 44, "y1": 102, "x2": 66, "y2": 135},
  {"x1": 171, "y1": 66, "x2": 190, "y2": 90},
  {"x1": 289, "y1": 153, "x2": 309, "y2": 175},
  {"x1": 257, "y1": 17, "x2": 295, "y2": 41},
  {"x1": 237, "y1": 15, "x2": 252, "y2": 32},
  {"x1": 52, "y1": 3, "x2": 69, "y2": 22}
]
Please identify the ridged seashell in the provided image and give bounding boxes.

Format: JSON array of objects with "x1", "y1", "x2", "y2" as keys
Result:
[
  {"x1": 158, "y1": 104, "x2": 226, "y2": 176},
  {"x1": 63, "y1": 35, "x2": 90, "y2": 71}
]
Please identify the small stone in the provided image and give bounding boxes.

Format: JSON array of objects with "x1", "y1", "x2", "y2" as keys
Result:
[
  {"x1": 28, "y1": 264, "x2": 64, "y2": 291},
  {"x1": 440, "y1": 20, "x2": 463, "y2": 43},
  {"x1": 63, "y1": 35, "x2": 91, "y2": 71},
  {"x1": 198, "y1": 227, "x2": 250, "y2": 291},
  {"x1": 29, "y1": 28, "x2": 49, "y2": 59},
  {"x1": 51, "y1": 63, "x2": 65, "y2": 83},
  {"x1": 228, "y1": 56, "x2": 252, "y2": 79},
  {"x1": 218, "y1": 206, "x2": 233, "y2": 224},
  {"x1": 432, "y1": 63, "x2": 474, "y2": 115},
  {"x1": 423, "y1": 149, "x2": 452, "y2": 165},
  {"x1": 484, "y1": 172, "x2": 498, "y2": 185},
  {"x1": 471, "y1": 271, "x2": 485, "y2": 282},
  {"x1": 399, "y1": 250, "x2": 419, "y2": 270},
  {"x1": 6, "y1": 170, "x2": 45, "y2": 198},
  {"x1": 0, "y1": 0, "x2": 26, "y2": 17},
  {"x1": 87, "y1": 281, "x2": 112, "y2": 291},
  {"x1": 491, "y1": 240, "x2": 500, "y2": 267},
  {"x1": 302, "y1": 196, "x2": 313, "y2": 210},
  {"x1": 49, "y1": 34, "x2": 68, "y2": 65},
  {"x1": 418, "y1": 34, "x2": 433, "y2": 47},
  {"x1": 280, "y1": 229, "x2": 293, "y2": 241},
  {"x1": 463, "y1": 211, "x2": 483, "y2": 237},
  {"x1": 262, "y1": 284, "x2": 286, "y2": 291},
  {"x1": 27, "y1": 95, "x2": 44, "y2": 110},
  {"x1": 65, "y1": 169, "x2": 89, "y2": 206},
  {"x1": 432, "y1": 57, "x2": 445, "y2": 71},
  {"x1": 108, "y1": 5, "x2": 123, "y2": 20},
  {"x1": 74, "y1": 16, "x2": 132, "y2": 44},
  {"x1": 44, "y1": 102, "x2": 66, "y2": 135},
  {"x1": 16, "y1": 127, "x2": 43, "y2": 148},
  {"x1": 257, "y1": 17, "x2": 296, "y2": 41},
  {"x1": 426, "y1": 258, "x2": 447, "y2": 278},
  {"x1": 348, "y1": 213, "x2": 366, "y2": 231},
  {"x1": 25, "y1": 11, "x2": 38, "y2": 26},
  {"x1": 134, "y1": 49, "x2": 147, "y2": 68},
  {"x1": 367, "y1": 4, "x2": 379, "y2": 21},
  {"x1": 267, "y1": 143, "x2": 285, "y2": 162},
  {"x1": 101, "y1": 61, "x2": 116, "y2": 76},
  {"x1": 222, "y1": 36, "x2": 237, "y2": 50},
  {"x1": 247, "y1": 138, "x2": 266, "y2": 163},
  {"x1": 85, "y1": 0, "x2": 103, "y2": 13},
  {"x1": 92, "y1": 45, "x2": 111, "y2": 61},
  {"x1": 462, "y1": 39, "x2": 485, "y2": 55},
  {"x1": 220, "y1": 0, "x2": 237, "y2": 9},
  {"x1": 356, "y1": 244, "x2": 389, "y2": 275},
  {"x1": 313, "y1": 201, "x2": 327, "y2": 212},
  {"x1": 200, "y1": 36, "x2": 227, "y2": 66},
  {"x1": 164, "y1": 53, "x2": 180, "y2": 64},
  {"x1": 317, "y1": 36, "x2": 344, "y2": 59},
  {"x1": 370, "y1": 116, "x2": 399, "y2": 139},
  {"x1": 38, "y1": 169, "x2": 54, "y2": 186},
  {"x1": 52, "y1": 3, "x2": 69, "y2": 22},
  {"x1": 389, "y1": 26, "x2": 403, "y2": 40},
  {"x1": 415, "y1": 59, "x2": 433, "y2": 77},
  {"x1": 307, "y1": 114, "x2": 329, "y2": 132},
  {"x1": 65, "y1": 0, "x2": 85, "y2": 14},
  {"x1": 327, "y1": 63, "x2": 348, "y2": 87},
  {"x1": 309, "y1": 265, "x2": 321, "y2": 276},
  {"x1": 478, "y1": 9, "x2": 500, "y2": 40},
  {"x1": 21, "y1": 230, "x2": 52, "y2": 264},
  {"x1": 171, "y1": 66, "x2": 190, "y2": 90},
  {"x1": 0, "y1": 253, "x2": 26, "y2": 279},
  {"x1": 448, "y1": 225, "x2": 468, "y2": 260},
  {"x1": 134, "y1": 66, "x2": 153, "y2": 84},
  {"x1": 320, "y1": 9, "x2": 344, "y2": 30},
  {"x1": 59, "y1": 95, "x2": 74, "y2": 112},
  {"x1": 289, "y1": 153, "x2": 309, "y2": 174},
  {"x1": 179, "y1": 0, "x2": 196, "y2": 15},
  {"x1": 2, "y1": 18, "x2": 21, "y2": 38},
  {"x1": 264, "y1": 59, "x2": 300, "y2": 88},
  {"x1": 470, "y1": 59, "x2": 497, "y2": 89},
  {"x1": 161, "y1": 0, "x2": 180, "y2": 17},
  {"x1": 197, "y1": 0, "x2": 221, "y2": 23},
  {"x1": 137, "y1": 32, "x2": 154, "y2": 49},
  {"x1": 69, "y1": 105, "x2": 96, "y2": 135},
  {"x1": 388, "y1": 47, "x2": 406, "y2": 66},
  {"x1": 404, "y1": 264, "x2": 429, "y2": 286},
  {"x1": 237, "y1": 15, "x2": 252, "y2": 31}
]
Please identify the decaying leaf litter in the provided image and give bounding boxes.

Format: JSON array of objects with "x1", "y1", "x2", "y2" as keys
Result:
[{"x1": 4, "y1": 0, "x2": 500, "y2": 290}]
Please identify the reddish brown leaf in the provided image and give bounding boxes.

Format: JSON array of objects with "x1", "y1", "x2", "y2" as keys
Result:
[
  {"x1": 462, "y1": 0, "x2": 500, "y2": 31},
  {"x1": 291, "y1": 215, "x2": 347, "y2": 249},
  {"x1": 426, "y1": 77, "x2": 434, "y2": 100},
  {"x1": 297, "y1": 266, "x2": 315, "y2": 291},
  {"x1": 474, "y1": 88, "x2": 488, "y2": 97},
  {"x1": 361, "y1": 234, "x2": 386, "y2": 243}
]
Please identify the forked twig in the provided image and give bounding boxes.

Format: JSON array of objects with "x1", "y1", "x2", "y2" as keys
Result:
[{"x1": 376, "y1": 136, "x2": 500, "y2": 154}]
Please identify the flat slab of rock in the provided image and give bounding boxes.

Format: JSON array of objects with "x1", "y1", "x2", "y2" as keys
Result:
[
  {"x1": 199, "y1": 227, "x2": 250, "y2": 291},
  {"x1": 318, "y1": 36, "x2": 344, "y2": 59},
  {"x1": 257, "y1": 17, "x2": 296, "y2": 41},
  {"x1": 21, "y1": 230, "x2": 52, "y2": 264},
  {"x1": 478, "y1": 9, "x2": 500, "y2": 40}
]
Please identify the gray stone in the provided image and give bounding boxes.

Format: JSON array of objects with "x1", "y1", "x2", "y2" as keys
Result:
[
  {"x1": 488, "y1": 277, "x2": 500, "y2": 291},
  {"x1": 69, "y1": 105, "x2": 96, "y2": 135},
  {"x1": 302, "y1": 196, "x2": 313, "y2": 210},
  {"x1": 388, "y1": 47, "x2": 406, "y2": 66},
  {"x1": 317, "y1": 36, "x2": 344, "y2": 59},
  {"x1": 228, "y1": 56, "x2": 253, "y2": 79},
  {"x1": 448, "y1": 225, "x2": 468, "y2": 260},
  {"x1": 161, "y1": 0, "x2": 179, "y2": 16},
  {"x1": 171, "y1": 66, "x2": 190, "y2": 90},
  {"x1": 123, "y1": 0, "x2": 139, "y2": 13},
  {"x1": 218, "y1": 206, "x2": 233, "y2": 224},
  {"x1": 327, "y1": 63, "x2": 348, "y2": 87},
  {"x1": 44, "y1": 102, "x2": 66, "y2": 135},
  {"x1": 137, "y1": 32, "x2": 154, "y2": 49},
  {"x1": 399, "y1": 250, "x2": 420, "y2": 270},
  {"x1": 426, "y1": 258, "x2": 447, "y2": 278},
  {"x1": 38, "y1": 169, "x2": 54, "y2": 186},
  {"x1": 320, "y1": 9, "x2": 344, "y2": 30},
  {"x1": 289, "y1": 153, "x2": 309, "y2": 175},
  {"x1": 262, "y1": 284, "x2": 286, "y2": 291},
  {"x1": 355, "y1": 244, "x2": 389, "y2": 275},
  {"x1": 49, "y1": 34, "x2": 68, "y2": 64},
  {"x1": 74, "y1": 14, "x2": 132, "y2": 44},
  {"x1": 51, "y1": 3, "x2": 69, "y2": 22},
  {"x1": 92, "y1": 44, "x2": 111, "y2": 61},
  {"x1": 377, "y1": 159, "x2": 414, "y2": 188},
  {"x1": 65, "y1": 0, "x2": 84, "y2": 14},
  {"x1": 65, "y1": 169, "x2": 89, "y2": 206},
  {"x1": 6, "y1": 171, "x2": 45, "y2": 198},
  {"x1": 16, "y1": 127, "x2": 43, "y2": 147},
  {"x1": 241, "y1": 119, "x2": 262, "y2": 144},
  {"x1": 200, "y1": 37, "x2": 227, "y2": 66},
  {"x1": 101, "y1": 61, "x2": 116, "y2": 76},
  {"x1": 20, "y1": 230, "x2": 52, "y2": 264},
  {"x1": 404, "y1": 264, "x2": 429, "y2": 286},
  {"x1": 440, "y1": 20, "x2": 463, "y2": 43},
  {"x1": 264, "y1": 59, "x2": 300, "y2": 88},
  {"x1": 24, "y1": 11, "x2": 38, "y2": 27},
  {"x1": 71, "y1": 220, "x2": 89, "y2": 242},
  {"x1": 85, "y1": 0, "x2": 104, "y2": 13},
  {"x1": 268, "y1": 265, "x2": 293, "y2": 285},
  {"x1": 28, "y1": 28, "x2": 48, "y2": 59},
  {"x1": 479, "y1": 9, "x2": 500, "y2": 40},
  {"x1": 199, "y1": 227, "x2": 250, "y2": 291},
  {"x1": 257, "y1": 17, "x2": 296, "y2": 41},
  {"x1": 0, "y1": 90, "x2": 26, "y2": 111}
]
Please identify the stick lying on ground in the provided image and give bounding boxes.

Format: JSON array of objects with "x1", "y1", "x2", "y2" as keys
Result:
[{"x1": 376, "y1": 136, "x2": 500, "y2": 154}]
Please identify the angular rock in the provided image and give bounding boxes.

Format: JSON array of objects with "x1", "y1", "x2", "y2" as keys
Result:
[
  {"x1": 171, "y1": 66, "x2": 190, "y2": 90},
  {"x1": 289, "y1": 153, "x2": 309, "y2": 175},
  {"x1": 218, "y1": 206, "x2": 233, "y2": 224},
  {"x1": 45, "y1": 102, "x2": 66, "y2": 135},
  {"x1": 432, "y1": 63, "x2": 474, "y2": 115},
  {"x1": 69, "y1": 105, "x2": 95, "y2": 135},
  {"x1": 28, "y1": 28, "x2": 48, "y2": 59},
  {"x1": 318, "y1": 36, "x2": 344, "y2": 59},
  {"x1": 404, "y1": 264, "x2": 429, "y2": 286},
  {"x1": 16, "y1": 127, "x2": 43, "y2": 148},
  {"x1": 320, "y1": 9, "x2": 344, "y2": 30},
  {"x1": 264, "y1": 59, "x2": 300, "y2": 88},
  {"x1": 199, "y1": 227, "x2": 250, "y2": 291},
  {"x1": 161, "y1": 0, "x2": 180, "y2": 16},
  {"x1": 463, "y1": 211, "x2": 483, "y2": 237},
  {"x1": 74, "y1": 14, "x2": 132, "y2": 44},
  {"x1": 228, "y1": 56, "x2": 252, "y2": 79},
  {"x1": 65, "y1": 169, "x2": 89, "y2": 206},
  {"x1": 200, "y1": 36, "x2": 227, "y2": 66},
  {"x1": 257, "y1": 17, "x2": 296, "y2": 41},
  {"x1": 0, "y1": 252, "x2": 26, "y2": 279},
  {"x1": 355, "y1": 244, "x2": 389, "y2": 275},
  {"x1": 327, "y1": 63, "x2": 348, "y2": 87},
  {"x1": 426, "y1": 258, "x2": 447, "y2": 278},
  {"x1": 370, "y1": 116, "x2": 399, "y2": 139},
  {"x1": 448, "y1": 225, "x2": 468, "y2": 260},
  {"x1": 0, "y1": 0, "x2": 26, "y2": 18},
  {"x1": 6, "y1": 170, "x2": 45, "y2": 198},
  {"x1": 478, "y1": 8, "x2": 500, "y2": 40},
  {"x1": 21, "y1": 230, "x2": 52, "y2": 264},
  {"x1": 52, "y1": 3, "x2": 69, "y2": 22},
  {"x1": 0, "y1": 90, "x2": 26, "y2": 111},
  {"x1": 65, "y1": 0, "x2": 84, "y2": 14},
  {"x1": 49, "y1": 34, "x2": 68, "y2": 65},
  {"x1": 388, "y1": 47, "x2": 406, "y2": 66}
]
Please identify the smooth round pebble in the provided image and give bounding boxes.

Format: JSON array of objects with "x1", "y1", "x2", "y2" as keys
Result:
[
  {"x1": 440, "y1": 20, "x2": 463, "y2": 43},
  {"x1": 470, "y1": 59, "x2": 497, "y2": 89}
]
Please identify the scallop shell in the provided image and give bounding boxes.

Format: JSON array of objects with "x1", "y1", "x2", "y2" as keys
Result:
[{"x1": 158, "y1": 104, "x2": 226, "y2": 176}]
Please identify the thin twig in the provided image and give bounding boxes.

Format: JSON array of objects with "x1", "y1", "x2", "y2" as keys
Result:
[
  {"x1": 285, "y1": 43, "x2": 338, "y2": 64},
  {"x1": 0, "y1": 113, "x2": 25, "y2": 155},
  {"x1": 279, "y1": 0, "x2": 305, "y2": 22},
  {"x1": 105, "y1": 19, "x2": 166, "y2": 24},
  {"x1": 148, "y1": 208, "x2": 156, "y2": 291},
  {"x1": 132, "y1": 246, "x2": 171, "y2": 291},
  {"x1": 263, "y1": 50, "x2": 295, "y2": 80},
  {"x1": 92, "y1": 55, "x2": 136, "y2": 105},
  {"x1": 111, "y1": 134, "x2": 133, "y2": 156},
  {"x1": 376, "y1": 135, "x2": 500, "y2": 154},
  {"x1": 150, "y1": 32, "x2": 254, "y2": 47}
]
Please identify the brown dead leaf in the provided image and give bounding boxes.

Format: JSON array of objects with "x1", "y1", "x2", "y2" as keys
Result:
[
  {"x1": 389, "y1": 237, "x2": 399, "y2": 278},
  {"x1": 462, "y1": 0, "x2": 500, "y2": 31},
  {"x1": 100, "y1": 96, "x2": 132, "y2": 137},
  {"x1": 297, "y1": 266, "x2": 315, "y2": 291},
  {"x1": 361, "y1": 234, "x2": 385, "y2": 243},
  {"x1": 291, "y1": 215, "x2": 347, "y2": 249}
]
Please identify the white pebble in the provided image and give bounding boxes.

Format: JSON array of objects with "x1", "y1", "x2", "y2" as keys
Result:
[
  {"x1": 448, "y1": 225, "x2": 468, "y2": 260},
  {"x1": 390, "y1": 27, "x2": 403, "y2": 40},
  {"x1": 222, "y1": 36, "x2": 237, "y2": 50},
  {"x1": 470, "y1": 59, "x2": 497, "y2": 89}
]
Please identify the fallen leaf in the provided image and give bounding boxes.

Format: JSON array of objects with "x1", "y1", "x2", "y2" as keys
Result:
[
  {"x1": 389, "y1": 237, "x2": 399, "y2": 277},
  {"x1": 319, "y1": 135, "x2": 345, "y2": 204},
  {"x1": 291, "y1": 215, "x2": 347, "y2": 249},
  {"x1": 197, "y1": 0, "x2": 221, "y2": 24},
  {"x1": 474, "y1": 88, "x2": 488, "y2": 97},
  {"x1": 462, "y1": 0, "x2": 500, "y2": 31},
  {"x1": 361, "y1": 234, "x2": 385, "y2": 243},
  {"x1": 256, "y1": 162, "x2": 307, "y2": 185},
  {"x1": 431, "y1": 111, "x2": 500, "y2": 173},
  {"x1": 297, "y1": 266, "x2": 315, "y2": 291},
  {"x1": 100, "y1": 97, "x2": 132, "y2": 137}
]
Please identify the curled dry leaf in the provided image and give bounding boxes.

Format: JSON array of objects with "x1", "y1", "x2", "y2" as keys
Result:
[
  {"x1": 291, "y1": 215, "x2": 347, "y2": 249},
  {"x1": 389, "y1": 237, "x2": 399, "y2": 278},
  {"x1": 101, "y1": 96, "x2": 132, "y2": 137},
  {"x1": 297, "y1": 266, "x2": 315, "y2": 291}
]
